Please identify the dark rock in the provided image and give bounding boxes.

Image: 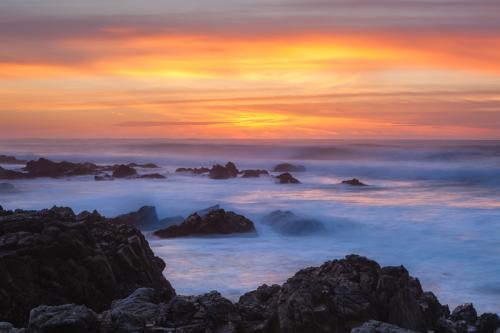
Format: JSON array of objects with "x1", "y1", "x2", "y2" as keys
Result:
[
  {"x1": 153, "y1": 208, "x2": 255, "y2": 238},
  {"x1": 101, "y1": 288, "x2": 241, "y2": 333},
  {"x1": 351, "y1": 320, "x2": 419, "y2": 333},
  {"x1": 238, "y1": 284, "x2": 281, "y2": 333},
  {"x1": 0, "y1": 166, "x2": 27, "y2": 180},
  {"x1": 94, "y1": 174, "x2": 114, "y2": 181},
  {"x1": 159, "y1": 216, "x2": 184, "y2": 228},
  {"x1": 112, "y1": 165, "x2": 138, "y2": 178},
  {"x1": 139, "y1": 173, "x2": 166, "y2": 179},
  {"x1": 451, "y1": 303, "x2": 478, "y2": 325},
  {"x1": 238, "y1": 254, "x2": 447, "y2": 333},
  {"x1": 127, "y1": 163, "x2": 158, "y2": 169},
  {"x1": 196, "y1": 204, "x2": 220, "y2": 217},
  {"x1": 436, "y1": 317, "x2": 468, "y2": 333},
  {"x1": 225, "y1": 162, "x2": 239, "y2": 177},
  {"x1": 24, "y1": 158, "x2": 98, "y2": 178},
  {"x1": 162, "y1": 291, "x2": 240, "y2": 332},
  {"x1": 100, "y1": 288, "x2": 166, "y2": 332},
  {"x1": 0, "y1": 183, "x2": 16, "y2": 193},
  {"x1": 241, "y1": 169, "x2": 269, "y2": 178},
  {"x1": 209, "y1": 165, "x2": 231, "y2": 179},
  {"x1": 0, "y1": 207, "x2": 175, "y2": 326},
  {"x1": 342, "y1": 178, "x2": 367, "y2": 186},
  {"x1": 109, "y1": 206, "x2": 159, "y2": 229},
  {"x1": 262, "y1": 210, "x2": 325, "y2": 236},
  {"x1": 27, "y1": 304, "x2": 100, "y2": 333},
  {"x1": 175, "y1": 167, "x2": 210, "y2": 174},
  {"x1": 0, "y1": 155, "x2": 26, "y2": 164},
  {"x1": 477, "y1": 313, "x2": 500, "y2": 333},
  {"x1": 276, "y1": 172, "x2": 300, "y2": 184},
  {"x1": 272, "y1": 163, "x2": 306, "y2": 172}
]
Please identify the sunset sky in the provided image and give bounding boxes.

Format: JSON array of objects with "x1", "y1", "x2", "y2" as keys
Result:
[{"x1": 1, "y1": 0, "x2": 499, "y2": 139}]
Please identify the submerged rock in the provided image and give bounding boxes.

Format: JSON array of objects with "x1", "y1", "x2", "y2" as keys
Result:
[
  {"x1": 0, "y1": 207, "x2": 175, "y2": 326},
  {"x1": 153, "y1": 208, "x2": 255, "y2": 238},
  {"x1": 109, "y1": 206, "x2": 159, "y2": 229},
  {"x1": 209, "y1": 162, "x2": 239, "y2": 179},
  {"x1": 158, "y1": 215, "x2": 184, "y2": 228},
  {"x1": 272, "y1": 163, "x2": 306, "y2": 172},
  {"x1": 0, "y1": 166, "x2": 27, "y2": 180},
  {"x1": 24, "y1": 158, "x2": 99, "y2": 178},
  {"x1": 112, "y1": 165, "x2": 138, "y2": 178},
  {"x1": 139, "y1": 173, "x2": 166, "y2": 179},
  {"x1": 241, "y1": 169, "x2": 269, "y2": 178},
  {"x1": 262, "y1": 210, "x2": 325, "y2": 235},
  {"x1": 175, "y1": 167, "x2": 210, "y2": 174},
  {"x1": 342, "y1": 178, "x2": 367, "y2": 186},
  {"x1": 126, "y1": 163, "x2": 158, "y2": 169},
  {"x1": 94, "y1": 174, "x2": 114, "y2": 181},
  {"x1": 276, "y1": 172, "x2": 300, "y2": 184},
  {"x1": 0, "y1": 155, "x2": 26, "y2": 164}
]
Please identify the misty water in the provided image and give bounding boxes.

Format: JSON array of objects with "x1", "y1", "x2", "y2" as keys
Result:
[{"x1": 1, "y1": 139, "x2": 499, "y2": 313}]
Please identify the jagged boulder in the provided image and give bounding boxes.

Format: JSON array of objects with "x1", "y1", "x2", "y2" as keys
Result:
[
  {"x1": 109, "y1": 206, "x2": 159, "y2": 229},
  {"x1": 112, "y1": 165, "x2": 138, "y2": 178},
  {"x1": 24, "y1": 158, "x2": 98, "y2": 178},
  {"x1": 153, "y1": 208, "x2": 255, "y2": 238},
  {"x1": 276, "y1": 172, "x2": 300, "y2": 184},
  {"x1": 27, "y1": 304, "x2": 100, "y2": 333},
  {"x1": 238, "y1": 255, "x2": 448, "y2": 333},
  {"x1": 0, "y1": 207, "x2": 175, "y2": 326},
  {"x1": 209, "y1": 162, "x2": 239, "y2": 179}
]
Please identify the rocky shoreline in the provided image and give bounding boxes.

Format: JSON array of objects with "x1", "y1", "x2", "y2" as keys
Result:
[{"x1": 0, "y1": 206, "x2": 498, "y2": 333}]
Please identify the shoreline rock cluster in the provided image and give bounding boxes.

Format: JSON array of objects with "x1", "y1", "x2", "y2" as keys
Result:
[
  {"x1": 0, "y1": 206, "x2": 498, "y2": 333},
  {"x1": 0, "y1": 158, "x2": 165, "y2": 181}
]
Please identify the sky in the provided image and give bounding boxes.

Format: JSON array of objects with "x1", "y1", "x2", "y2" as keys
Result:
[{"x1": 1, "y1": 0, "x2": 500, "y2": 139}]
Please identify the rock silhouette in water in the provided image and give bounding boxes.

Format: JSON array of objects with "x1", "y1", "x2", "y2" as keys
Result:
[
  {"x1": 342, "y1": 178, "x2": 367, "y2": 186},
  {"x1": 209, "y1": 162, "x2": 239, "y2": 179},
  {"x1": 276, "y1": 172, "x2": 300, "y2": 184},
  {"x1": 109, "y1": 206, "x2": 159, "y2": 229},
  {"x1": 262, "y1": 210, "x2": 325, "y2": 235},
  {"x1": 0, "y1": 155, "x2": 26, "y2": 164},
  {"x1": 241, "y1": 169, "x2": 269, "y2": 178},
  {"x1": 112, "y1": 164, "x2": 138, "y2": 178},
  {"x1": 153, "y1": 208, "x2": 255, "y2": 238},
  {"x1": 272, "y1": 163, "x2": 306, "y2": 172}
]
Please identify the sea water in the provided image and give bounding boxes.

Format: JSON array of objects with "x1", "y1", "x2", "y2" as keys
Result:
[{"x1": 0, "y1": 139, "x2": 499, "y2": 313}]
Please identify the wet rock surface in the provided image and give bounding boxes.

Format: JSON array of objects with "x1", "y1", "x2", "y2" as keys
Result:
[
  {"x1": 0, "y1": 206, "x2": 175, "y2": 326},
  {"x1": 0, "y1": 207, "x2": 498, "y2": 333},
  {"x1": 0, "y1": 156, "x2": 26, "y2": 164},
  {"x1": 112, "y1": 164, "x2": 139, "y2": 178},
  {"x1": 209, "y1": 162, "x2": 240, "y2": 179},
  {"x1": 276, "y1": 172, "x2": 301, "y2": 184},
  {"x1": 153, "y1": 208, "x2": 256, "y2": 238},
  {"x1": 109, "y1": 206, "x2": 160, "y2": 229},
  {"x1": 342, "y1": 178, "x2": 367, "y2": 186},
  {"x1": 272, "y1": 163, "x2": 306, "y2": 172}
]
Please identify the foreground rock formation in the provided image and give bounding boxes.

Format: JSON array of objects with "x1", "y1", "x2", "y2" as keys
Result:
[
  {"x1": 153, "y1": 208, "x2": 256, "y2": 238},
  {"x1": 0, "y1": 206, "x2": 498, "y2": 333},
  {"x1": 0, "y1": 206, "x2": 175, "y2": 326}
]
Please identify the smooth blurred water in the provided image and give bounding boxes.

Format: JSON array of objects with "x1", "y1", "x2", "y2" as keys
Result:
[{"x1": 1, "y1": 139, "x2": 499, "y2": 313}]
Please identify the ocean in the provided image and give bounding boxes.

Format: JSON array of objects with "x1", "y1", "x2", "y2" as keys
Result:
[{"x1": 1, "y1": 139, "x2": 499, "y2": 313}]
